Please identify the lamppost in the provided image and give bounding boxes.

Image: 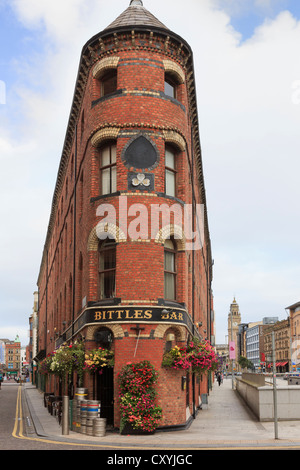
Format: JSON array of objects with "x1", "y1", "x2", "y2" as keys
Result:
[{"x1": 272, "y1": 331, "x2": 278, "y2": 439}]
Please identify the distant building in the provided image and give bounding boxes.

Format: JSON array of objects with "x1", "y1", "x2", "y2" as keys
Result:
[
  {"x1": 246, "y1": 322, "x2": 263, "y2": 371},
  {"x1": 28, "y1": 291, "x2": 38, "y2": 383},
  {"x1": 215, "y1": 344, "x2": 229, "y2": 371},
  {"x1": 5, "y1": 335, "x2": 21, "y2": 377},
  {"x1": 227, "y1": 298, "x2": 241, "y2": 369},
  {"x1": 237, "y1": 323, "x2": 248, "y2": 358},
  {"x1": 0, "y1": 339, "x2": 8, "y2": 372},
  {"x1": 264, "y1": 318, "x2": 290, "y2": 372},
  {"x1": 286, "y1": 301, "x2": 300, "y2": 370},
  {"x1": 244, "y1": 318, "x2": 278, "y2": 372}
]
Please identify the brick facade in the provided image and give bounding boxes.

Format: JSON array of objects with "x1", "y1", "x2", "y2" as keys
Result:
[{"x1": 36, "y1": 1, "x2": 213, "y2": 430}]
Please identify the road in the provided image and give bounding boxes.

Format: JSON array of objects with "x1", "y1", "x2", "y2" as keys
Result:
[{"x1": 0, "y1": 383, "x2": 112, "y2": 450}]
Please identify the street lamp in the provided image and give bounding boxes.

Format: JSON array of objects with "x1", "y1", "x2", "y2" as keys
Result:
[{"x1": 272, "y1": 331, "x2": 278, "y2": 439}]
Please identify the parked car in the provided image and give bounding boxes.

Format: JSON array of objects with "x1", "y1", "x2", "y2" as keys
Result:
[{"x1": 283, "y1": 372, "x2": 300, "y2": 380}]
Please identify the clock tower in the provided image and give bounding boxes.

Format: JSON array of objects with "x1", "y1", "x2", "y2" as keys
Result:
[{"x1": 228, "y1": 298, "x2": 241, "y2": 363}]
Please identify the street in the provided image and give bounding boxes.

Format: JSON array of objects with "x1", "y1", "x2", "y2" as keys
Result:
[
  {"x1": 1, "y1": 378, "x2": 300, "y2": 453},
  {"x1": 0, "y1": 383, "x2": 111, "y2": 450}
]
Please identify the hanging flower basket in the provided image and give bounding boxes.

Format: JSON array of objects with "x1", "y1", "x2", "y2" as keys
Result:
[
  {"x1": 162, "y1": 338, "x2": 219, "y2": 375},
  {"x1": 84, "y1": 347, "x2": 114, "y2": 373},
  {"x1": 118, "y1": 360, "x2": 162, "y2": 434},
  {"x1": 40, "y1": 352, "x2": 56, "y2": 374},
  {"x1": 39, "y1": 341, "x2": 85, "y2": 386}
]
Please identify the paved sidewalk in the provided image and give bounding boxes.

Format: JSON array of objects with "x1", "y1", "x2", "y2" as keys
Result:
[{"x1": 22, "y1": 377, "x2": 300, "y2": 449}]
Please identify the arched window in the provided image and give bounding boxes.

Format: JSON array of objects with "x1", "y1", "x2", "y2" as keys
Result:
[
  {"x1": 100, "y1": 142, "x2": 117, "y2": 195},
  {"x1": 164, "y1": 73, "x2": 177, "y2": 99},
  {"x1": 98, "y1": 239, "x2": 116, "y2": 299},
  {"x1": 164, "y1": 238, "x2": 176, "y2": 300},
  {"x1": 165, "y1": 146, "x2": 176, "y2": 197},
  {"x1": 94, "y1": 327, "x2": 114, "y2": 350},
  {"x1": 101, "y1": 70, "x2": 117, "y2": 97}
]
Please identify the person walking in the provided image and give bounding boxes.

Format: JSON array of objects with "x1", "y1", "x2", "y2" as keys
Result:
[{"x1": 217, "y1": 372, "x2": 222, "y2": 386}]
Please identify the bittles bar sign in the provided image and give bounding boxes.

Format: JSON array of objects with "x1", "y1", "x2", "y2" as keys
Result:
[{"x1": 73, "y1": 306, "x2": 194, "y2": 335}]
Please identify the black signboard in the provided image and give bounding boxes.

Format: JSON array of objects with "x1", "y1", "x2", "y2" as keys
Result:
[{"x1": 74, "y1": 306, "x2": 194, "y2": 334}]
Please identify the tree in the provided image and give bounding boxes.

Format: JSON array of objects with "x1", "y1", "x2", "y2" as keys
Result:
[{"x1": 238, "y1": 356, "x2": 254, "y2": 370}]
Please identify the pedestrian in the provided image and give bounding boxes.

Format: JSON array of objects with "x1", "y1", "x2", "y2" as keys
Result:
[{"x1": 217, "y1": 373, "x2": 222, "y2": 386}]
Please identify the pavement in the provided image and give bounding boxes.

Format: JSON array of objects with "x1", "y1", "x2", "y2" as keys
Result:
[{"x1": 21, "y1": 377, "x2": 300, "y2": 449}]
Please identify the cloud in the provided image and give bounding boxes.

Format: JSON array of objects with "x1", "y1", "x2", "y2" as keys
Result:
[
  {"x1": 0, "y1": 326, "x2": 29, "y2": 347},
  {"x1": 213, "y1": 0, "x2": 290, "y2": 17}
]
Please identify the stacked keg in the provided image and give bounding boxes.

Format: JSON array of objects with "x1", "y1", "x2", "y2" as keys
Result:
[
  {"x1": 72, "y1": 388, "x2": 88, "y2": 432},
  {"x1": 85, "y1": 400, "x2": 102, "y2": 436},
  {"x1": 93, "y1": 417, "x2": 106, "y2": 437},
  {"x1": 79, "y1": 399, "x2": 88, "y2": 434},
  {"x1": 72, "y1": 389, "x2": 106, "y2": 437}
]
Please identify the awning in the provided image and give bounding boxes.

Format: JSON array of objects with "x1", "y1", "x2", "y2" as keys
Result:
[{"x1": 33, "y1": 349, "x2": 46, "y2": 362}]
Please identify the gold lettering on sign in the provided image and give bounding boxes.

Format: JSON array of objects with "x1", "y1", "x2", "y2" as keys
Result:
[
  {"x1": 107, "y1": 311, "x2": 114, "y2": 320},
  {"x1": 115, "y1": 310, "x2": 123, "y2": 319},
  {"x1": 93, "y1": 308, "x2": 182, "y2": 322},
  {"x1": 95, "y1": 311, "x2": 102, "y2": 321},
  {"x1": 161, "y1": 310, "x2": 183, "y2": 321},
  {"x1": 144, "y1": 310, "x2": 152, "y2": 319},
  {"x1": 125, "y1": 310, "x2": 134, "y2": 319},
  {"x1": 134, "y1": 310, "x2": 143, "y2": 319}
]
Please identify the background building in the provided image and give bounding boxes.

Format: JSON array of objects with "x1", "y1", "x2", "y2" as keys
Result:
[
  {"x1": 264, "y1": 318, "x2": 291, "y2": 373},
  {"x1": 215, "y1": 344, "x2": 228, "y2": 372},
  {"x1": 246, "y1": 322, "x2": 263, "y2": 371},
  {"x1": 5, "y1": 336, "x2": 21, "y2": 378},
  {"x1": 237, "y1": 323, "x2": 248, "y2": 359},
  {"x1": 287, "y1": 301, "x2": 300, "y2": 371},
  {"x1": 28, "y1": 291, "x2": 38, "y2": 383},
  {"x1": 227, "y1": 298, "x2": 241, "y2": 369}
]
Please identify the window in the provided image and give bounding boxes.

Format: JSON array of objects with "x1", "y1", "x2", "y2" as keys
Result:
[
  {"x1": 94, "y1": 327, "x2": 113, "y2": 350},
  {"x1": 164, "y1": 238, "x2": 176, "y2": 300},
  {"x1": 164, "y1": 75, "x2": 176, "y2": 99},
  {"x1": 79, "y1": 171, "x2": 84, "y2": 216},
  {"x1": 101, "y1": 70, "x2": 117, "y2": 97},
  {"x1": 99, "y1": 239, "x2": 116, "y2": 299},
  {"x1": 81, "y1": 110, "x2": 85, "y2": 139},
  {"x1": 165, "y1": 147, "x2": 176, "y2": 197},
  {"x1": 100, "y1": 143, "x2": 117, "y2": 195}
]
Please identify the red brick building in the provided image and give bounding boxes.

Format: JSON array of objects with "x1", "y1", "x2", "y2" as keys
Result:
[{"x1": 36, "y1": 0, "x2": 214, "y2": 430}]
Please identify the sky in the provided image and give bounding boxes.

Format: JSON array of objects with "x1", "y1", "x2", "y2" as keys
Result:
[{"x1": 0, "y1": 0, "x2": 299, "y2": 347}]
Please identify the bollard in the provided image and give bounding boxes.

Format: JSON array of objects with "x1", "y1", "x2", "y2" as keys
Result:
[{"x1": 62, "y1": 396, "x2": 69, "y2": 435}]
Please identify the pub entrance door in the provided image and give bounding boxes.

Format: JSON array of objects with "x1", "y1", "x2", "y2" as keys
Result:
[
  {"x1": 96, "y1": 366, "x2": 114, "y2": 426},
  {"x1": 94, "y1": 327, "x2": 114, "y2": 426}
]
